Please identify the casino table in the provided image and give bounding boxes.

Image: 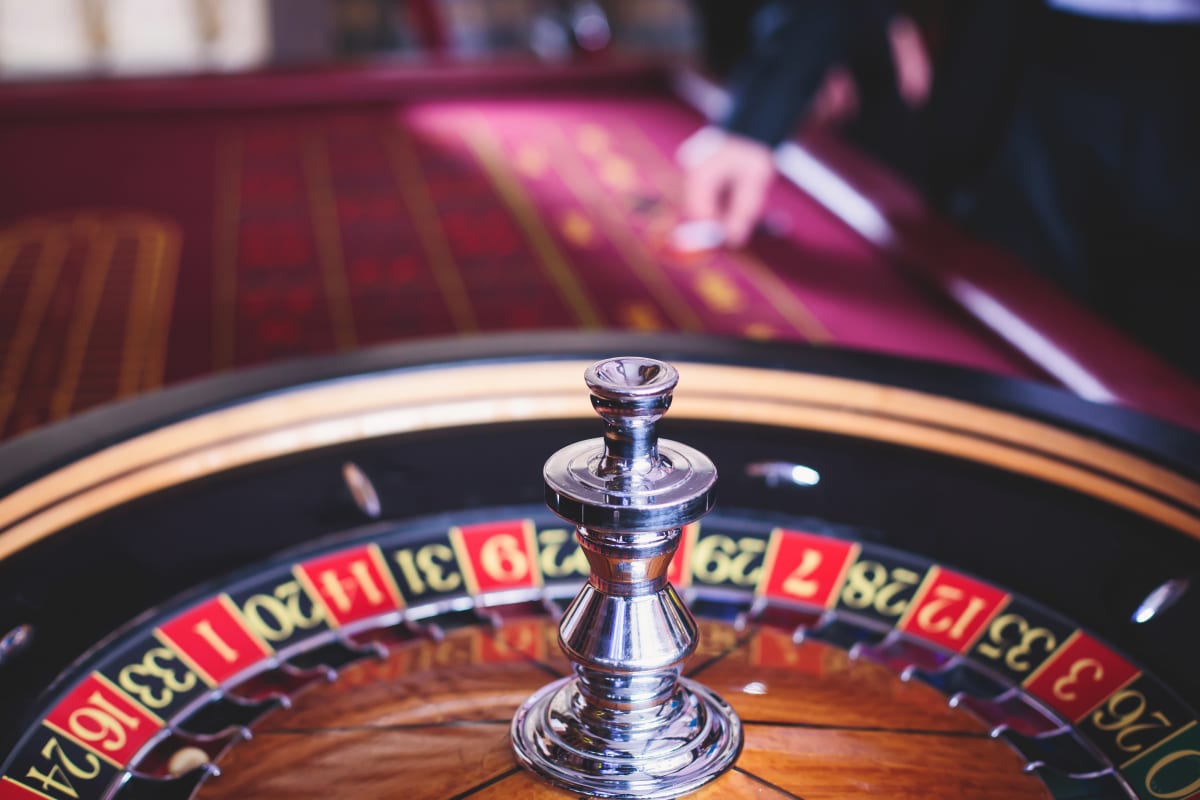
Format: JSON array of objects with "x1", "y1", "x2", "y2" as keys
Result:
[
  {"x1": 1, "y1": 61, "x2": 1200, "y2": 800},
  {"x1": 2, "y1": 59, "x2": 1198, "y2": 442}
]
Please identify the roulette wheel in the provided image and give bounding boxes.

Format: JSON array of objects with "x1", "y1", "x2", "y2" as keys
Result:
[{"x1": 0, "y1": 332, "x2": 1197, "y2": 799}]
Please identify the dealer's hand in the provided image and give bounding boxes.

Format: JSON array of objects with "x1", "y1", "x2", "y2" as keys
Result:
[
  {"x1": 678, "y1": 127, "x2": 776, "y2": 248},
  {"x1": 888, "y1": 14, "x2": 933, "y2": 108}
]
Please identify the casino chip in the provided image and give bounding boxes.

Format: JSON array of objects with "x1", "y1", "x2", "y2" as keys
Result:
[{"x1": 670, "y1": 219, "x2": 727, "y2": 254}]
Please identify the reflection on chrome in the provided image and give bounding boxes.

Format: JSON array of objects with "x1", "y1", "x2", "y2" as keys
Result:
[
  {"x1": 342, "y1": 461, "x2": 382, "y2": 519},
  {"x1": 511, "y1": 357, "x2": 743, "y2": 799},
  {"x1": 1132, "y1": 577, "x2": 1190, "y2": 624},
  {"x1": 746, "y1": 461, "x2": 822, "y2": 487}
]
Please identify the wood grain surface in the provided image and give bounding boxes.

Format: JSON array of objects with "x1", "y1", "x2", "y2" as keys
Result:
[{"x1": 193, "y1": 618, "x2": 1050, "y2": 799}]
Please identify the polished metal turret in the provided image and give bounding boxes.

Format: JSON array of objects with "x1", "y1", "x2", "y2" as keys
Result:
[{"x1": 511, "y1": 357, "x2": 743, "y2": 799}]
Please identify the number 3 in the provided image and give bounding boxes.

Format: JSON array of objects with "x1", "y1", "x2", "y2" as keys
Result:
[{"x1": 1053, "y1": 657, "x2": 1103, "y2": 702}]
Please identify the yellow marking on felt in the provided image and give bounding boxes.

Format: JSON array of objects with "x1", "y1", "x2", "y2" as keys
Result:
[
  {"x1": 51, "y1": 219, "x2": 115, "y2": 419},
  {"x1": 0, "y1": 226, "x2": 68, "y2": 434},
  {"x1": 463, "y1": 119, "x2": 602, "y2": 327},
  {"x1": 117, "y1": 226, "x2": 155, "y2": 397},
  {"x1": 545, "y1": 123, "x2": 701, "y2": 332},
  {"x1": 139, "y1": 220, "x2": 182, "y2": 391},
  {"x1": 621, "y1": 302, "x2": 664, "y2": 331},
  {"x1": 301, "y1": 131, "x2": 358, "y2": 350},
  {"x1": 515, "y1": 143, "x2": 549, "y2": 178},
  {"x1": 576, "y1": 124, "x2": 609, "y2": 156},
  {"x1": 615, "y1": 122, "x2": 833, "y2": 343},
  {"x1": 731, "y1": 250, "x2": 833, "y2": 343},
  {"x1": 694, "y1": 269, "x2": 745, "y2": 314},
  {"x1": 599, "y1": 155, "x2": 635, "y2": 191},
  {"x1": 117, "y1": 217, "x2": 179, "y2": 396},
  {"x1": 744, "y1": 322, "x2": 776, "y2": 340},
  {"x1": 385, "y1": 127, "x2": 479, "y2": 333},
  {"x1": 213, "y1": 133, "x2": 242, "y2": 370},
  {"x1": 559, "y1": 209, "x2": 595, "y2": 248}
]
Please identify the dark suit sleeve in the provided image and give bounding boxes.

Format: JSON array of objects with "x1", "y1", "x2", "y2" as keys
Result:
[{"x1": 720, "y1": 1, "x2": 857, "y2": 147}]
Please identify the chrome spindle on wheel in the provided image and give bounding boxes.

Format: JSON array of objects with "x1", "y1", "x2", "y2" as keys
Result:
[{"x1": 511, "y1": 357, "x2": 743, "y2": 799}]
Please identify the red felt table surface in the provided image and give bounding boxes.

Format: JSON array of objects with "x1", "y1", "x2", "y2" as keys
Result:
[{"x1": 0, "y1": 65, "x2": 1129, "y2": 441}]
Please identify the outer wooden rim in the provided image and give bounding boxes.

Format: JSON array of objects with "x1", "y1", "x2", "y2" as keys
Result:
[{"x1": 1, "y1": 359, "x2": 1198, "y2": 563}]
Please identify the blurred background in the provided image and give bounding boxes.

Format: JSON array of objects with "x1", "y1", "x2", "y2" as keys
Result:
[
  {"x1": 1, "y1": 0, "x2": 1197, "y2": 442},
  {"x1": 0, "y1": 0, "x2": 695, "y2": 76}
]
